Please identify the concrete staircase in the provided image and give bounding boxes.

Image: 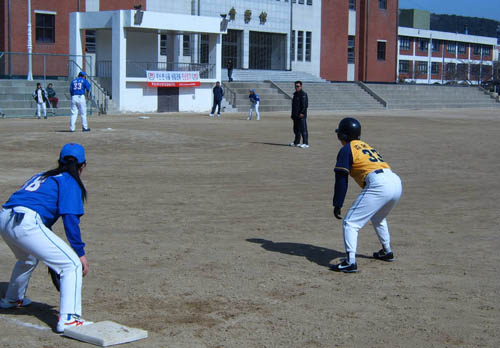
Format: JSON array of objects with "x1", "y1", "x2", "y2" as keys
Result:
[
  {"x1": 222, "y1": 69, "x2": 326, "y2": 83},
  {"x1": 0, "y1": 79, "x2": 107, "y2": 118},
  {"x1": 275, "y1": 82, "x2": 385, "y2": 111},
  {"x1": 223, "y1": 81, "x2": 292, "y2": 112},
  {"x1": 0, "y1": 79, "x2": 73, "y2": 118},
  {"x1": 366, "y1": 84, "x2": 500, "y2": 109}
]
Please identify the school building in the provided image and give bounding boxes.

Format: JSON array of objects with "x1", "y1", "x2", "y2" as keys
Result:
[
  {"x1": 8, "y1": 1, "x2": 493, "y2": 113},
  {"x1": 397, "y1": 9, "x2": 498, "y2": 85}
]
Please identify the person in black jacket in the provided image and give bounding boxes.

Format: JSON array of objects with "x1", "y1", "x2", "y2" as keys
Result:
[
  {"x1": 289, "y1": 81, "x2": 309, "y2": 148},
  {"x1": 210, "y1": 81, "x2": 224, "y2": 118},
  {"x1": 226, "y1": 59, "x2": 234, "y2": 82}
]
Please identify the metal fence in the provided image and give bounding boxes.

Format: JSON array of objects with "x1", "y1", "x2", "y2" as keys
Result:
[
  {"x1": 0, "y1": 52, "x2": 93, "y2": 80},
  {"x1": 0, "y1": 52, "x2": 108, "y2": 115}
]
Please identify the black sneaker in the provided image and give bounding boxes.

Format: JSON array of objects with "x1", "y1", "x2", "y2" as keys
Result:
[
  {"x1": 82, "y1": 127, "x2": 91, "y2": 132},
  {"x1": 330, "y1": 260, "x2": 358, "y2": 273},
  {"x1": 373, "y1": 249, "x2": 395, "y2": 262}
]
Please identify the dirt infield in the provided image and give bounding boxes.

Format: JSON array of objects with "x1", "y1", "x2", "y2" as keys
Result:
[{"x1": 0, "y1": 108, "x2": 499, "y2": 348}]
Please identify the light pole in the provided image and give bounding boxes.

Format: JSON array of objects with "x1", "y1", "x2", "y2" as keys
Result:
[{"x1": 27, "y1": 0, "x2": 33, "y2": 80}]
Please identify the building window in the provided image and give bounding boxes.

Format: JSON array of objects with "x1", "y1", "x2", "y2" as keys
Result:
[
  {"x1": 418, "y1": 39, "x2": 428, "y2": 51},
  {"x1": 379, "y1": 0, "x2": 387, "y2": 10},
  {"x1": 347, "y1": 36, "x2": 355, "y2": 63},
  {"x1": 305, "y1": 32, "x2": 311, "y2": 61},
  {"x1": 291, "y1": 31, "x2": 295, "y2": 61},
  {"x1": 447, "y1": 42, "x2": 456, "y2": 53},
  {"x1": 297, "y1": 31, "x2": 304, "y2": 61},
  {"x1": 183, "y1": 35, "x2": 191, "y2": 56},
  {"x1": 307, "y1": 0, "x2": 313, "y2": 5},
  {"x1": 457, "y1": 43, "x2": 466, "y2": 54},
  {"x1": 432, "y1": 40, "x2": 440, "y2": 52},
  {"x1": 473, "y1": 45, "x2": 481, "y2": 55},
  {"x1": 298, "y1": 0, "x2": 304, "y2": 4},
  {"x1": 431, "y1": 62, "x2": 439, "y2": 74},
  {"x1": 349, "y1": 0, "x2": 356, "y2": 10},
  {"x1": 200, "y1": 34, "x2": 209, "y2": 63},
  {"x1": 457, "y1": 64, "x2": 467, "y2": 79},
  {"x1": 160, "y1": 34, "x2": 167, "y2": 56},
  {"x1": 446, "y1": 63, "x2": 456, "y2": 78},
  {"x1": 417, "y1": 61, "x2": 428, "y2": 73},
  {"x1": 36, "y1": 13, "x2": 55, "y2": 43},
  {"x1": 85, "y1": 30, "x2": 96, "y2": 53},
  {"x1": 377, "y1": 41, "x2": 386, "y2": 60},
  {"x1": 399, "y1": 36, "x2": 410, "y2": 50},
  {"x1": 399, "y1": 60, "x2": 409, "y2": 73},
  {"x1": 483, "y1": 46, "x2": 491, "y2": 56}
]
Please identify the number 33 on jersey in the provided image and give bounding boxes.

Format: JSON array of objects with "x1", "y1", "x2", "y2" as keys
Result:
[{"x1": 335, "y1": 140, "x2": 390, "y2": 188}]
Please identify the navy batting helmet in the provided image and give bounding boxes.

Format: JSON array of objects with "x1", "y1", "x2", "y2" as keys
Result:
[{"x1": 335, "y1": 117, "x2": 361, "y2": 142}]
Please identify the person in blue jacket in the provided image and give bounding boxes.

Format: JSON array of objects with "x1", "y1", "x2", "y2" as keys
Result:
[{"x1": 0, "y1": 143, "x2": 93, "y2": 333}]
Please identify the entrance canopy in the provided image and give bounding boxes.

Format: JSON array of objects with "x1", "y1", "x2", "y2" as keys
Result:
[{"x1": 69, "y1": 10, "x2": 223, "y2": 110}]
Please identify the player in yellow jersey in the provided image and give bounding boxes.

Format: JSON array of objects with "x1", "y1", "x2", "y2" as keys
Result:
[{"x1": 330, "y1": 118, "x2": 402, "y2": 273}]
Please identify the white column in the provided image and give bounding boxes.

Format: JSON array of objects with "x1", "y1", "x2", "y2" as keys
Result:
[
  {"x1": 216, "y1": 34, "x2": 222, "y2": 82},
  {"x1": 69, "y1": 12, "x2": 83, "y2": 78},
  {"x1": 112, "y1": 10, "x2": 127, "y2": 111},
  {"x1": 208, "y1": 33, "x2": 221, "y2": 81},
  {"x1": 26, "y1": 0, "x2": 33, "y2": 80},
  {"x1": 427, "y1": 34, "x2": 432, "y2": 84},
  {"x1": 243, "y1": 29, "x2": 249, "y2": 69}
]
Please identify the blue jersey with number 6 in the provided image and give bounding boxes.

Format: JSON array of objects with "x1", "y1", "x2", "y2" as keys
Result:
[
  {"x1": 70, "y1": 77, "x2": 91, "y2": 96},
  {"x1": 3, "y1": 173, "x2": 84, "y2": 228}
]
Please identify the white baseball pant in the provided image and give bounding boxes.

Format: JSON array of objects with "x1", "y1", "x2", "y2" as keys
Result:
[
  {"x1": 36, "y1": 102, "x2": 47, "y2": 118},
  {"x1": 0, "y1": 207, "x2": 83, "y2": 317},
  {"x1": 70, "y1": 95, "x2": 88, "y2": 131},
  {"x1": 248, "y1": 102, "x2": 260, "y2": 120},
  {"x1": 343, "y1": 169, "x2": 402, "y2": 255}
]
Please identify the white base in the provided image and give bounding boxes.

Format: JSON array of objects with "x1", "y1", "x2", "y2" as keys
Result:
[{"x1": 63, "y1": 321, "x2": 148, "y2": 347}]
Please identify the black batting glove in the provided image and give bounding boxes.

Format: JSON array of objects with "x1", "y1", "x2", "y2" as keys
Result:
[{"x1": 333, "y1": 206, "x2": 342, "y2": 220}]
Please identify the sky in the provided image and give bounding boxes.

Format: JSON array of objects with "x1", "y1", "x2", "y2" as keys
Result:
[{"x1": 399, "y1": 0, "x2": 500, "y2": 22}]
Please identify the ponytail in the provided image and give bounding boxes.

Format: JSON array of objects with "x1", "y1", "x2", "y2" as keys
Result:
[{"x1": 42, "y1": 156, "x2": 87, "y2": 202}]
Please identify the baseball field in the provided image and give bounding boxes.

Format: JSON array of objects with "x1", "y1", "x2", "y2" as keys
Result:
[{"x1": 0, "y1": 108, "x2": 499, "y2": 347}]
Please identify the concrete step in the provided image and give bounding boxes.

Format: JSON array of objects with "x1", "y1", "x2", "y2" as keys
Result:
[
  {"x1": 387, "y1": 103, "x2": 499, "y2": 109},
  {"x1": 0, "y1": 100, "x2": 72, "y2": 108},
  {"x1": 1, "y1": 107, "x2": 72, "y2": 117}
]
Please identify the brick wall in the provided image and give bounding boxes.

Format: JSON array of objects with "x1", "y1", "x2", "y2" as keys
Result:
[{"x1": 320, "y1": 0, "x2": 349, "y2": 81}]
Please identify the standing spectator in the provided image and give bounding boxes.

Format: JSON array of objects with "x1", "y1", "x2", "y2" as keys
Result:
[
  {"x1": 46, "y1": 83, "x2": 59, "y2": 108},
  {"x1": 70, "y1": 71, "x2": 91, "y2": 132},
  {"x1": 210, "y1": 81, "x2": 224, "y2": 118},
  {"x1": 247, "y1": 89, "x2": 260, "y2": 120},
  {"x1": 32, "y1": 83, "x2": 49, "y2": 119},
  {"x1": 226, "y1": 59, "x2": 234, "y2": 82},
  {"x1": 289, "y1": 81, "x2": 309, "y2": 148}
]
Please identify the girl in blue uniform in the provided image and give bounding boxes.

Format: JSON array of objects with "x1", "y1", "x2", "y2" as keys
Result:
[{"x1": 0, "y1": 143, "x2": 92, "y2": 332}]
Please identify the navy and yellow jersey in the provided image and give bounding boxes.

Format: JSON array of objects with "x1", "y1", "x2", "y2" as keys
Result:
[{"x1": 335, "y1": 140, "x2": 390, "y2": 188}]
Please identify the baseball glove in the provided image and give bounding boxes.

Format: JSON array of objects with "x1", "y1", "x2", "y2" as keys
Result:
[{"x1": 48, "y1": 267, "x2": 61, "y2": 292}]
